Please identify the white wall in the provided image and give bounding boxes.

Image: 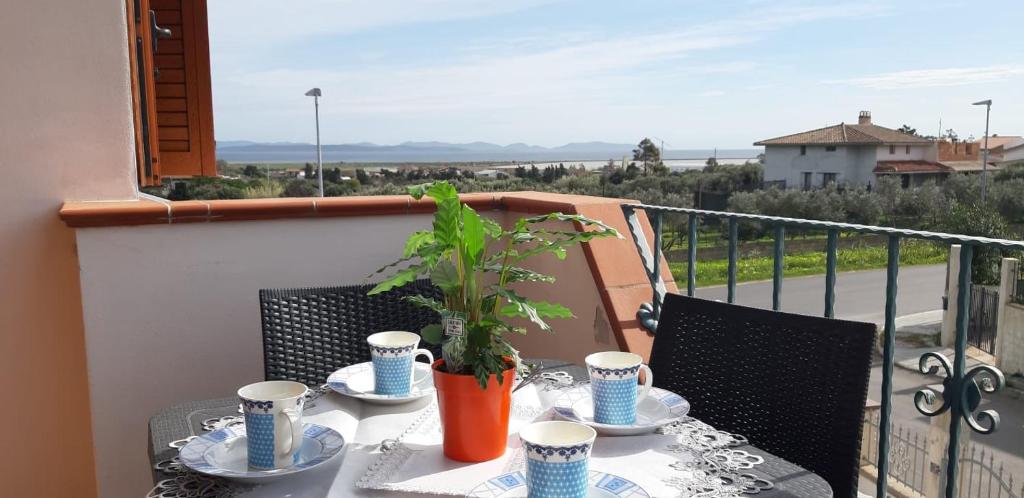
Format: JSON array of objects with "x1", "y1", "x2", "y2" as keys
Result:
[
  {"x1": 763, "y1": 144, "x2": 941, "y2": 189},
  {"x1": 875, "y1": 144, "x2": 934, "y2": 162},
  {"x1": 762, "y1": 145, "x2": 876, "y2": 188},
  {"x1": 75, "y1": 211, "x2": 615, "y2": 497}
]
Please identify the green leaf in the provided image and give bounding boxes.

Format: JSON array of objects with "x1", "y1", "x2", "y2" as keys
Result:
[
  {"x1": 404, "y1": 295, "x2": 446, "y2": 314},
  {"x1": 461, "y1": 204, "x2": 485, "y2": 266},
  {"x1": 367, "y1": 263, "x2": 429, "y2": 295},
  {"x1": 420, "y1": 324, "x2": 443, "y2": 345},
  {"x1": 481, "y1": 217, "x2": 503, "y2": 238},
  {"x1": 403, "y1": 230, "x2": 435, "y2": 258},
  {"x1": 365, "y1": 256, "x2": 414, "y2": 280},
  {"x1": 494, "y1": 288, "x2": 575, "y2": 331},
  {"x1": 467, "y1": 322, "x2": 491, "y2": 350},
  {"x1": 482, "y1": 264, "x2": 555, "y2": 284},
  {"x1": 406, "y1": 182, "x2": 433, "y2": 200},
  {"x1": 428, "y1": 183, "x2": 460, "y2": 248},
  {"x1": 430, "y1": 260, "x2": 461, "y2": 293},
  {"x1": 522, "y1": 212, "x2": 622, "y2": 239}
]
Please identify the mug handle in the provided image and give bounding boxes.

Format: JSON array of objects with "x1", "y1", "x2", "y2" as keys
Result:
[
  {"x1": 410, "y1": 349, "x2": 435, "y2": 385},
  {"x1": 636, "y1": 365, "x2": 653, "y2": 403},
  {"x1": 277, "y1": 408, "x2": 303, "y2": 458}
]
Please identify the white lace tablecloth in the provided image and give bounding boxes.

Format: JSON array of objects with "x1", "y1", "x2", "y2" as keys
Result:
[{"x1": 151, "y1": 374, "x2": 785, "y2": 498}]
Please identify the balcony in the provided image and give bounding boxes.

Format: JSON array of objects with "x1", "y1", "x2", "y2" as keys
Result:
[
  {"x1": 59, "y1": 192, "x2": 672, "y2": 496},
  {"x1": 53, "y1": 191, "x2": 1024, "y2": 498}
]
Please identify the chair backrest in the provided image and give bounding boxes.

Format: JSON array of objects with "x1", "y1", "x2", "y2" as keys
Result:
[
  {"x1": 259, "y1": 279, "x2": 442, "y2": 386},
  {"x1": 649, "y1": 293, "x2": 876, "y2": 498}
]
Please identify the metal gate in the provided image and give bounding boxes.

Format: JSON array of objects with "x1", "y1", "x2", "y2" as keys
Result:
[{"x1": 967, "y1": 285, "x2": 999, "y2": 354}]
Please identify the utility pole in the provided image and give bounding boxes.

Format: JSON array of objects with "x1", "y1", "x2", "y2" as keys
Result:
[
  {"x1": 973, "y1": 99, "x2": 992, "y2": 202},
  {"x1": 306, "y1": 88, "x2": 324, "y2": 197}
]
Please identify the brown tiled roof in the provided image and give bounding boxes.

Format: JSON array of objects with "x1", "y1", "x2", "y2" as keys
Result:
[
  {"x1": 755, "y1": 123, "x2": 934, "y2": 146},
  {"x1": 939, "y1": 160, "x2": 1001, "y2": 173},
  {"x1": 977, "y1": 136, "x2": 1024, "y2": 150},
  {"x1": 873, "y1": 160, "x2": 953, "y2": 174}
]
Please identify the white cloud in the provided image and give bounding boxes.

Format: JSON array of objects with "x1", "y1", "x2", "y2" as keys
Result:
[
  {"x1": 828, "y1": 65, "x2": 1024, "y2": 89},
  {"x1": 209, "y1": 1, "x2": 896, "y2": 143},
  {"x1": 209, "y1": 0, "x2": 561, "y2": 48}
]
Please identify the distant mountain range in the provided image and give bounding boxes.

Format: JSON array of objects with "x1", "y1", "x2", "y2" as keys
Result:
[{"x1": 216, "y1": 140, "x2": 761, "y2": 163}]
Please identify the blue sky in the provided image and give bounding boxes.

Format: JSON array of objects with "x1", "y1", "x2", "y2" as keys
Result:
[{"x1": 209, "y1": 0, "x2": 1024, "y2": 148}]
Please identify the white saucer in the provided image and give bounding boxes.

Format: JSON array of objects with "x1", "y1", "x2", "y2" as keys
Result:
[
  {"x1": 179, "y1": 423, "x2": 344, "y2": 483},
  {"x1": 553, "y1": 385, "x2": 689, "y2": 436},
  {"x1": 327, "y1": 361, "x2": 435, "y2": 405},
  {"x1": 467, "y1": 470, "x2": 651, "y2": 497}
]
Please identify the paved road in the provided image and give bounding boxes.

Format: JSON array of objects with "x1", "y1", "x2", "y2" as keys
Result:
[{"x1": 694, "y1": 264, "x2": 947, "y2": 325}]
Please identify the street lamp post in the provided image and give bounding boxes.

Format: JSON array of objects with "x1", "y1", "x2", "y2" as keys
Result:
[
  {"x1": 306, "y1": 88, "x2": 324, "y2": 197},
  {"x1": 973, "y1": 99, "x2": 992, "y2": 202}
]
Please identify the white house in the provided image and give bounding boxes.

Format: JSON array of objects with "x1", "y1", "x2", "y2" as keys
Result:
[
  {"x1": 755, "y1": 111, "x2": 945, "y2": 189},
  {"x1": 1001, "y1": 142, "x2": 1024, "y2": 165}
]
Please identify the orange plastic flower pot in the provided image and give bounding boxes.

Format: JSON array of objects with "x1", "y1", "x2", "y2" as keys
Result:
[{"x1": 432, "y1": 359, "x2": 514, "y2": 462}]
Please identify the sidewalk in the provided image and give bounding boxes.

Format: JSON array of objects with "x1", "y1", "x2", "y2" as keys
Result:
[{"x1": 890, "y1": 310, "x2": 1024, "y2": 399}]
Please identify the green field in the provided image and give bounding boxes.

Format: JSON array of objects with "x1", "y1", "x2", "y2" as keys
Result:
[{"x1": 670, "y1": 240, "x2": 947, "y2": 288}]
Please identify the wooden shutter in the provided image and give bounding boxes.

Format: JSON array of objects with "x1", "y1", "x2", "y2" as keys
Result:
[{"x1": 127, "y1": 0, "x2": 215, "y2": 185}]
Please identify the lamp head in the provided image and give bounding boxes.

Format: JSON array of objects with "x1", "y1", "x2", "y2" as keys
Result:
[
  {"x1": 972, "y1": 99, "x2": 992, "y2": 106},
  {"x1": 305, "y1": 88, "x2": 322, "y2": 97}
]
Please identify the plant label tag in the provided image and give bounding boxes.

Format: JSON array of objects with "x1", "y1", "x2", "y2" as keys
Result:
[{"x1": 443, "y1": 312, "x2": 466, "y2": 337}]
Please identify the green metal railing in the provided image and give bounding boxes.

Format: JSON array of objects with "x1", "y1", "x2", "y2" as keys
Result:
[{"x1": 621, "y1": 204, "x2": 1024, "y2": 498}]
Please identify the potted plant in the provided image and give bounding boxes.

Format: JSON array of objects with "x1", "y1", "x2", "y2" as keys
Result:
[{"x1": 369, "y1": 181, "x2": 620, "y2": 462}]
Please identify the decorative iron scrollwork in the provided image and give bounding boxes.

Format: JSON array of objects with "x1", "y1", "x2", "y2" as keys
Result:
[
  {"x1": 637, "y1": 302, "x2": 658, "y2": 334},
  {"x1": 914, "y1": 351, "x2": 1005, "y2": 435}
]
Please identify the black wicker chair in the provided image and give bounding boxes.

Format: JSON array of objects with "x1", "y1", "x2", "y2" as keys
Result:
[
  {"x1": 259, "y1": 279, "x2": 443, "y2": 386},
  {"x1": 649, "y1": 293, "x2": 876, "y2": 498}
]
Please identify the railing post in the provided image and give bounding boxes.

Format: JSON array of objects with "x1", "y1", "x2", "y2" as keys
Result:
[
  {"x1": 727, "y1": 218, "x2": 738, "y2": 304},
  {"x1": 824, "y1": 229, "x2": 838, "y2": 318},
  {"x1": 620, "y1": 205, "x2": 666, "y2": 334},
  {"x1": 945, "y1": 244, "x2": 974, "y2": 498},
  {"x1": 687, "y1": 214, "x2": 697, "y2": 297},
  {"x1": 772, "y1": 225, "x2": 784, "y2": 311},
  {"x1": 652, "y1": 211, "x2": 664, "y2": 321},
  {"x1": 877, "y1": 235, "x2": 901, "y2": 498}
]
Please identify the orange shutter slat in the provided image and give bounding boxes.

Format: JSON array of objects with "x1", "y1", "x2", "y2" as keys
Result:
[{"x1": 153, "y1": 0, "x2": 215, "y2": 177}]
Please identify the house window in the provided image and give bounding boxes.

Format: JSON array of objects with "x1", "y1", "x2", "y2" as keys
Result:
[
  {"x1": 800, "y1": 146, "x2": 807, "y2": 156},
  {"x1": 825, "y1": 146, "x2": 837, "y2": 152},
  {"x1": 901, "y1": 174, "x2": 910, "y2": 188},
  {"x1": 905, "y1": 145, "x2": 910, "y2": 154},
  {"x1": 822, "y1": 173, "x2": 837, "y2": 186},
  {"x1": 802, "y1": 172, "x2": 812, "y2": 190},
  {"x1": 889, "y1": 145, "x2": 896, "y2": 155}
]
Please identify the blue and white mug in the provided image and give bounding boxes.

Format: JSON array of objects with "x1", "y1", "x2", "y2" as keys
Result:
[
  {"x1": 519, "y1": 421, "x2": 597, "y2": 498},
  {"x1": 237, "y1": 380, "x2": 308, "y2": 470},
  {"x1": 367, "y1": 331, "x2": 434, "y2": 396},
  {"x1": 585, "y1": 351, "x2": 653, "y2": 425}
]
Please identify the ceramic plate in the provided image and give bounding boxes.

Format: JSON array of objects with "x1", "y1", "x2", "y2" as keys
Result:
[
  {"x1": 467, "y1": 470, "x2": 651, "y2": 497},
  {"x1": 553, "y1": 385, "x2": 689, "y2": 436},
  {"x1": 327, "y1": 361, "x2": 435, "y2": 405},
  {"x1": 179, "y1": 423, "x2": 344, "y2": 483}
]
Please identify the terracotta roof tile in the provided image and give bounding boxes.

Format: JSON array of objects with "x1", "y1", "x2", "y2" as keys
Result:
[
  {"x1": 755, "y1": 123, "x2": 934, "y2": 146},
  {"x1": 873, "y1": 161, "x2": 953, "y2": 174}
]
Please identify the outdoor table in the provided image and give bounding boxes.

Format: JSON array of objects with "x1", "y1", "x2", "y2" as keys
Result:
[{"x1": 149, "y1": 359, "x2": 833, "y2": 497}]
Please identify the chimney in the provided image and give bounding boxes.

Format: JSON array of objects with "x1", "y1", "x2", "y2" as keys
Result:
[{"x1": 858, "y1": 111, "x2": 872, "y2": 125}]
